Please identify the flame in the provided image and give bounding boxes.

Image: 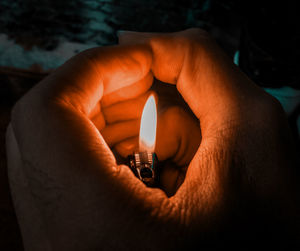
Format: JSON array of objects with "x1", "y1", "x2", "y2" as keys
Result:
[{"x1": 139, "y1": 94, "x2": 157, "y2": 152}]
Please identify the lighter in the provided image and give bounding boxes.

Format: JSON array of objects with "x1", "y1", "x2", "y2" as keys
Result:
[
  {"x1": 128, "y1": 152, "x2": 158, "y2": 187},
  {"x1": 127, "y1": 94, "x2": 159, "y2": 187}
]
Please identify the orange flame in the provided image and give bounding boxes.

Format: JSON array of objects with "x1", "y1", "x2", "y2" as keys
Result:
[{"x1": 139, "y1": 94, "x2": 157, "y2": 152}]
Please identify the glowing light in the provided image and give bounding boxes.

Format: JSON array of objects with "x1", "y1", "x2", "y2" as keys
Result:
[{"x1": 139, "y1": 94, "x2": 157, "y2": 152}]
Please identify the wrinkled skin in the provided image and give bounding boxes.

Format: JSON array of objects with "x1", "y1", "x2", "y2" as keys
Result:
[{"x1": 6, "y1": 29, "x2": 299, "y2": 250}]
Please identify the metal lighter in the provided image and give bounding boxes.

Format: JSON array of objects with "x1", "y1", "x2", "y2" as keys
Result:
[
  {"x1": 127, "y1": 94, "x2": 159, "y2": 187},
  {"x1": 128, "y1": 152, "x2": 159, "y2": 187}
]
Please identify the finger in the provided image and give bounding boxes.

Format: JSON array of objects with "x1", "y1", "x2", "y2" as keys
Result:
[
  {"x1": 91, "y1": 111, "x2": 106, "y2": 131},
  {"x1": 12, "y1": 44, "x2": 153, "y2": 174},
  {"x1": 155, "y1": 106, "x2": 201, "y2": 166},
  {"x1": 114, "y1": 137, "x2": 139, "y2": 157},
  {"x1": 92, "y1": 73, "x2": 153, "y2": 130},
  {"x1": 102, "y1": 91, "x2": 151, "y2": 124},
  {"x1": 118, "y1": 31, "x2": 184, "y2": 85},
  {"x1": 101, "y1": 119, "x2": 140, "y2": 147},
  {"x1": 101, "y1": 72, "x2": 153, "y2": 108},
  {"x1": 23, "y1": 44, "x2": 152, "y2": 116}
]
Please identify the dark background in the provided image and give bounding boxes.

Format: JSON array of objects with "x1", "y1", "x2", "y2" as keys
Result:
[{"x1": 0, "y1": 0, "x2": 299, "y2": 249}]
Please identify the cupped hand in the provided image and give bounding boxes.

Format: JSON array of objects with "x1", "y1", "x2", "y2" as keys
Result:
[
  {"x1": 6, "y1": 29, "x2": 299, "y2": 250},
  {"x1": 118, "y1": 28, "x2": 299, "y2": 242},
  {"x1": 6, "y1": 45, "x2": 169, "y2": 250}
]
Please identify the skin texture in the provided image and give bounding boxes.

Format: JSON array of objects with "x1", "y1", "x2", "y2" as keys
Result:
[{"x1": 6, "y1": 29, "x2": 299, "y2": 250}]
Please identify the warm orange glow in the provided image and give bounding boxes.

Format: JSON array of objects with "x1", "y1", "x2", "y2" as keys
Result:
[{"x1": 139, "y1": 94, "x2": 157, "y2": 152}]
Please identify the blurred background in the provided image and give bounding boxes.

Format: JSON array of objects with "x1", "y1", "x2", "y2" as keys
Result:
[{"x1": 0, "y1": 0, "x2": 299, "y2": 249}]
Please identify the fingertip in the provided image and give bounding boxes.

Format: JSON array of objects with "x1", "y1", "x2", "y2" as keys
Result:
[
  {"x1": 101, "y1": 120, "x2": 140, "y2": 147},
  {"x1": 114, "y1": 137, "x2": 138, "y2": 158}
]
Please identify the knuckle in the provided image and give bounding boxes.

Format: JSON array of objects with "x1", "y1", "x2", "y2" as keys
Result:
[
  {"x1": 177, "y1": 28, "x2": 211, "y2": 47},
  {"x1": 161, "y1": 106, "x2": 187, "y2": 136},
  {"x1": 185, "y1": 27, "x2": 209, "y2": 37}
]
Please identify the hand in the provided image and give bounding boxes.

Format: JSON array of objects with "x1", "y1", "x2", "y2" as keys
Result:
[
  {"x1": 117, "y1": 29, "x2": 299, "y2": 243},
  {"x1": 6, "y1": 29, "x2": 298, "y2": 250}
]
